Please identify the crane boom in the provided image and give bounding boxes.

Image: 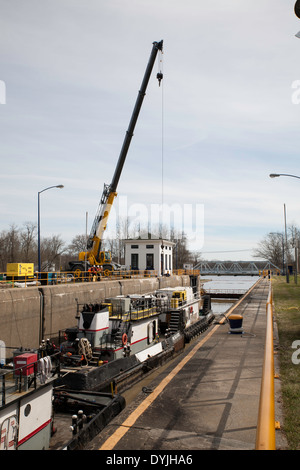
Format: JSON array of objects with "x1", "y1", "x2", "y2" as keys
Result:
[
  {"x1": 70, "y1": 40, "x2": 163, "y2": 275},
  {"x1": 110, "y1": 40, "x2": 163, "y2": 193}
]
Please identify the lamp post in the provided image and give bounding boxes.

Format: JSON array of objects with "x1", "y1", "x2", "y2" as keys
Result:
[
  {"x1": 38, "y1": 185, "x2": 64, "y2": 275},
  {"x1": 269, "y1": 173, "x2": 300, "y2": 180},
  {"x1": 283, "y1": 203, "x2": 290, "y2": 284},
  {"x1": 269, "y1": 173, "x2": 300, "y2": 282}
]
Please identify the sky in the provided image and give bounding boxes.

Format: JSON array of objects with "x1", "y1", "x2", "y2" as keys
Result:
[{"x1": 1, "y1": 0, "x2": 300, "y2": 262}]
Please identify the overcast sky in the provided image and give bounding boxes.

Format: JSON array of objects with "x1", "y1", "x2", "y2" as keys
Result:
[{"x1": 1, "y1": 0, "x2": 300, "y2": 262}]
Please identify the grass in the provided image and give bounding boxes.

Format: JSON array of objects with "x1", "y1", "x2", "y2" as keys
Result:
[{"x1": 272, "y1": 275, "x2": 300, "y2": 450}]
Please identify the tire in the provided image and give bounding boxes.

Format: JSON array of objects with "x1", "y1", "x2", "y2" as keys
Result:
[{"x1": 72, "y1": 264, "x2": 84, "y2": 281}]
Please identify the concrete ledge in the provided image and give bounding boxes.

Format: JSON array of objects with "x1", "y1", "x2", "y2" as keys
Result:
[{"x1": 0, "y1": 276, "x2": 191, "y2": 349}]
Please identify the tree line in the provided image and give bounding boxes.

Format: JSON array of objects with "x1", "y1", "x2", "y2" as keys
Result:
[
  {"x1": 0, "y1": 221, "x2": 201, "y2": 272},
  {"x1": 253, "y1": 223, "x2": 300, "y2": 271},
  {"x1": 2, "y1": 220, "x2": 299, "y2": 274}
]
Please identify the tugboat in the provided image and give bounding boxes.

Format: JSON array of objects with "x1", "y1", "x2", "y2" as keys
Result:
[
  {"x1": 154, "y1": 285, "x2": 212, "y2": 337},
  {"x1": 55, "y1": 286, "x2": 214, "y2": 393},
  {"x1": 55, "y1": 294, "x2": 174, "y2": 392}
]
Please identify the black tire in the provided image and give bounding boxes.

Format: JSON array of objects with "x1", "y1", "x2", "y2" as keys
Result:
[{"x1": 71, "y1": 264, "x2": 85, "y2": 281}]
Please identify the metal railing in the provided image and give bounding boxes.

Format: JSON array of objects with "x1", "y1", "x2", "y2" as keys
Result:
[
  {"x1": 0, "y1": 268, "x2": 200, "y2": 288},
  {"x1": 1, "y1": 352, "x2": 60, "y2": 406},
  {"x1": 255, "y1": 279, "x2": 276, "y2": 450},
  {"x1": 0, "y1": 270, "x2": 158, "y2": 287},
  {"x1": 203, "y1": 288, "x2": 246, "y2": 295}
]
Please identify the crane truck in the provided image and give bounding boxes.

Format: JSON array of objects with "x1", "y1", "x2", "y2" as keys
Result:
[{"x1": 69, "y1": 40, "x2": 163, "y2": 278}]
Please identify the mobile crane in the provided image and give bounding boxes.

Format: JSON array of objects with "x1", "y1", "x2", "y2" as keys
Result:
[{"x1": 69, "y1": 40, "x2": 163, "y2": 278}]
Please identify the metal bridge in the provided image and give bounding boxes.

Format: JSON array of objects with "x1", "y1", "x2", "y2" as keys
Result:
[{"x1": 194, "y1": 261, "x2": 281, "y2": 276}]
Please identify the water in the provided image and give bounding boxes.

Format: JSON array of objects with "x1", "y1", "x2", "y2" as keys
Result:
[
  {"x1": 201, "y1": 275, "x2": 260, "y2": 316},
  {"x1": 201, "y1": 275, "x2": 260, "y2": 291}
]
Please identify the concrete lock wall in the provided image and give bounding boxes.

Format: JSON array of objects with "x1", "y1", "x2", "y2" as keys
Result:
[
  {"x1": 0, "y1": 275, "x2": 192, "y2": 350},
  {"x1": 0, "y1": 287, "x2": 42, "y2": 351}
]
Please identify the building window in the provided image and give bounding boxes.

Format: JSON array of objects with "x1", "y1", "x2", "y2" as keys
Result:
[
  {"x1": 131, "y1": 253, "x2": 139, "y2": 270},
  {"x1": 146, "y1": 245, "x2": 154, "y2": 249},
  {"x1": 146, "y1": 253, "x2": 154, "y2": 270},
  {"x1": 131, "y1": 245, "x2": 139, "y2": 249}
]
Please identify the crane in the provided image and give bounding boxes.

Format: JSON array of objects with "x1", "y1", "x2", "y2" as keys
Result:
[{"x1": 69, "y1": 40, "x2": 163, "y2": 278}]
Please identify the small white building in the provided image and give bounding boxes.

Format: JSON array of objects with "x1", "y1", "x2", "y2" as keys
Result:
[{"x1": 124, "y1": 239, "x2": 174, "y2": 276}]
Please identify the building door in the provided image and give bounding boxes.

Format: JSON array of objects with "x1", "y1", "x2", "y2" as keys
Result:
[
  {"x1": 146, "y1": 253, "x2": 154, "y2": 270},
  {"x1": 131, "y1": 253, "x2": 139, "y2": 270}
]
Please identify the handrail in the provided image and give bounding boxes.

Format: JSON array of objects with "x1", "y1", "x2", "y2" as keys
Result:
[
  {"x1": 0, "y1": 269, "x2": 161, "y2": 287},
  {"x1": 203, "y1": 288, "x2": 246, "y2": 294},
  {"x1": 255, "y1": 279, "x2": 276, "y2": 450},
  {"x1": 0, "y1": 268, "x2": 199, "y2": 287},
  {"x1": 1, "y1": 351, "x2": 60, "y2": 406}
]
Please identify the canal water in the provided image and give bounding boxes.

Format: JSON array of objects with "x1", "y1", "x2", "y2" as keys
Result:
[{"x1": 201, "y1": 275, "x2": 260, "y2": 315}]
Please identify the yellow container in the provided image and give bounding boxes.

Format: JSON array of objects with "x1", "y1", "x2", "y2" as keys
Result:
[{"x1": 6, "y1": 263, "x2": 34, "y2": 279}]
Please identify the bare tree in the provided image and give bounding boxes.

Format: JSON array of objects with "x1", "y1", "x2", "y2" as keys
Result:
[
  {"x1": 0, "y1": 230, "x2": 8, "y2": 271},
  {"x1": 67, "y1": 234, "x2": 87, "y2": 256},
  {"x1": 6, "y1": 224, "x2": 21, "y2": 263},
  {"x1": 288, "y1": 224, "x2": 300, "y2": 250},
  {"x1": 20, "y1": 222, "x2": 37, "y2": 263},
  {"x1": 40, "y1": 235, "x2": 66, "y2": 271},
  {"x1": 253, "y1": 232, "x2": 285, "y2": 269}
]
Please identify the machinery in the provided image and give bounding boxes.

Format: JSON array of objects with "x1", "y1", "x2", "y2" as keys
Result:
[
  {"x1": 69, "y1": 40, "x2": 163, "y2": 278},
  {"x1": 6, "y1": 263, "x2": 34, "y2": 281}
]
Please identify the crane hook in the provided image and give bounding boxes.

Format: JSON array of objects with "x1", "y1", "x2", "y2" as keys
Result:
[{"x1": 157, "y1": 72, "x2": 163, "y2": 86}]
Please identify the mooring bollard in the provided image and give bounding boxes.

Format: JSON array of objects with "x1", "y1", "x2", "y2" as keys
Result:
[{"x1": 228, "y1": 314, "x2": 244, "y2": 334}]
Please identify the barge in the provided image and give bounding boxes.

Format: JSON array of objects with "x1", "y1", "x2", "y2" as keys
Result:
[
  {"x1": 0, "y1": 355, "x2": 125, "y2": 450},
  {"x1": 0, "y1": 285, "x2": 213, "y2": 450}
]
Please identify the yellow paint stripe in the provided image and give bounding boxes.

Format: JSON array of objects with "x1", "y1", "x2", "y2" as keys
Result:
[{"x1": 99, "y1": 277, "x2": 263, "y2": 450}]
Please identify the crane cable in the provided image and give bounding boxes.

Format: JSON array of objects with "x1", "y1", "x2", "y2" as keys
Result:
[{"x1": 157, "y1": 49, "x2": 164, "y2": 233}]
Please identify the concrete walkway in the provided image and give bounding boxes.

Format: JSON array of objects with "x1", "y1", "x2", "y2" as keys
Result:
[{"x1": 86, "y1": 278, "x2": 286, "y2": 451}]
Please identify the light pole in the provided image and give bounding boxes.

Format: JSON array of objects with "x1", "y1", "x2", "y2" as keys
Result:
[
  {"x1": 269, "y1": 173, "x2": 300, "y2": 180},
  {"x1": 269, "y1": 173, "x2": 300, "y2": 282},
  {"x1": 38, "y1": 185, "x2": 64, "y2": 275},
  {"x1": 283, "y1": 203, "x2": 290, "y2": 284}
]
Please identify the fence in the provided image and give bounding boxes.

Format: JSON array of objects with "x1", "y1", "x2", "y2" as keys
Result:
[{"x1": 0, "y1": 268, "x2": 200, "y2": 288}]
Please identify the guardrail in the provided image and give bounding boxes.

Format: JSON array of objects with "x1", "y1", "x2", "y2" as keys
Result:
[
  {"x1": 0, "y1": 351, "x2": 61, "y2": 406},
  {"x1": 0, "y1": 269, "x2": 200, "y2": 288},
  {"x1": 255, "y1": 279, "x2": 276, "y2": 450},
  {"x1": 203, "y1": 288, "x2": 246, "y2": 295}
]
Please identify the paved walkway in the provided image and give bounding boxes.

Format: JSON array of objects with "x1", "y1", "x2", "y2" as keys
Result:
[{"x1": 87, "y1": 278, "x2": 286, "y2": 451}]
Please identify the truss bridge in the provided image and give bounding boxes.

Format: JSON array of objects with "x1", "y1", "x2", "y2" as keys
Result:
[{"x1": 194, "y1": 261, "x2": 281, "y2": 276}]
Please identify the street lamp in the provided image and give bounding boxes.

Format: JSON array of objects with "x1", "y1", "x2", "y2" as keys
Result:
[
  {"x1": 269, "y1": 173, "x2": 300, "y2": 283},
  {"x1": 269, "y1": 173, "x2": 300, "y2": 180},
  {"x1": 38, "y1": 185, "x2": 64, "y2": 275}
]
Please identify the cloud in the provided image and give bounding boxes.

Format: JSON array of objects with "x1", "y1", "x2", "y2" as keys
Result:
[{"x1": 1, "y1": 1, "x2": 300, "y2": 262}]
